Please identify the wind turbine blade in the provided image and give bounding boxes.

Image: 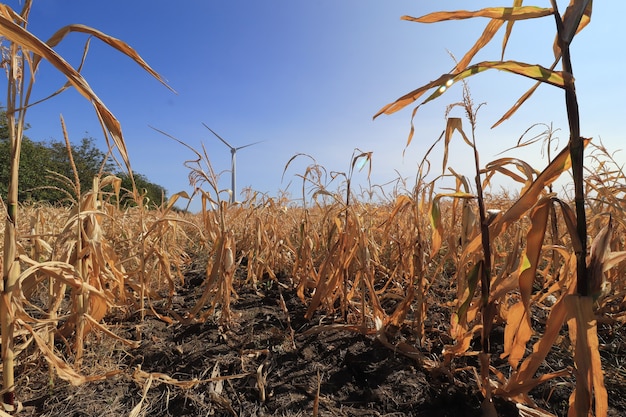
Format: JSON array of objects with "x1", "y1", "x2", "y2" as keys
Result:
[
  {"x1": 202, "y1": 122, "x2": 234, "y2": 149},
  {"x1": 235, "y1": 141, "x2": 263, "y2": 151},
  {"x1": 149, "y1": 125, "x2": 202, "y2": 157}
]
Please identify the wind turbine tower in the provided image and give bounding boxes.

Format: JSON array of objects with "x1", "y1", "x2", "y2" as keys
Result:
[{"x1": 203, "y1": 123, "x2": 262, "y2": 203}]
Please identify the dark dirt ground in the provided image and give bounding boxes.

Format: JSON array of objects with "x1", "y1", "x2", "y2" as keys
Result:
[{"x1": 11, "y1": 269, "x2": 626, "y2": 417}]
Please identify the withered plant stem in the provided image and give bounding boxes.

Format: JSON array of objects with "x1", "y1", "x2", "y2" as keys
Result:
[
  {"x1": 465, "y1": 87, "x2": 492, "y2": 354},
  {"x1": 551, "y1": 0, "x2": 588, "y2": 296}
]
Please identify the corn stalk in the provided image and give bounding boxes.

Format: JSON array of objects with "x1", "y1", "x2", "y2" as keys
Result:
[{"x1": 1, "y1": 29, "x2": 26, "y2": 411}]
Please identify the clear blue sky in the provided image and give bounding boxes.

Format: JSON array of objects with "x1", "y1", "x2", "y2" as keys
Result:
[{"x1": 8, "y1": 1, "x2": 625, "y2": 210}]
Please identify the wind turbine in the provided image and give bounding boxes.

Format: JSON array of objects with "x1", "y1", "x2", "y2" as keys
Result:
[{"x1": 203, "y1": 123, "x2": 262, "y2": 203}]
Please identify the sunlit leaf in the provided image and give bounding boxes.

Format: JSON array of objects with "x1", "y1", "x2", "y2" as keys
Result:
[
  {"x1": 603, "y1": 251, "x2": 626, "y2": 271},
  {"x1": 43, "y1": 24, "x2": 173, "y2": 93},
  {"x1": 501, "y1": 0, "x2": 525, "y2": 59},
  {"x1": 483, "y1": 157, "x2": 538, "y2": 193},
  {"x1": 565, "y1": 295, "x2": 608, "y2": 417},
  {"x1": 462, "y1": 139, "x2": 589, "y2": 259},
  {"x1": 0, "y1": 12, "x2": 169, "y2": 175},
  {"x1": 431, "y1": 192, "x2": 475, "y2": 256},
  {"x1": 454, "y1": 19, "x2": 504, "y2": 73},
  {"x1": 443, "y1": 118, "x2": 472, "y2": 174},
  {"x1": 402, "y1": 7, "x2": 553, "y2": 23},
  {"x1": 374, "y1": 61, "x2": 571, "y2": 119},
  {"x1": 519, "y1": 197, "x2": 551, "y2": 308},
  {"x1": 19, "y1": 319, "x2": 122, "y2": 386},
  {"x1": 516, "y1": 403, "x2": 559, "y2": 417},
  {"x1": 504, "y1": 262, "x2": 575, "y2": 396},
  {"x1": 430, "y1": 197, "x2": 443, "y2": 256},
  {"x1": 500, "y1": 303, "x2": 532, "y2": 369},
  {"x1": 167, "y1": 191, "x2": 191, "y2": 211}
]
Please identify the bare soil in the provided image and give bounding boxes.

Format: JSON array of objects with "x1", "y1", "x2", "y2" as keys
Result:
[{"x1": 12, "y1": 270, "x2": 626, "y2": 417}]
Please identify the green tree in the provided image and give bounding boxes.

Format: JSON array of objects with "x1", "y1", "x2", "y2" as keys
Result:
[
  {"x1": 117, "y1": 171, "x2": 167, "y2": 209},
  {"x1": 45, "y1": 136, "x2": 115, "y2": 198},
  {"x1": 0, "y1": 107, "x2": 167, "y2": 206},
  {"x1": 0, "y1": 135, "x2": 113, "y2": 204}
]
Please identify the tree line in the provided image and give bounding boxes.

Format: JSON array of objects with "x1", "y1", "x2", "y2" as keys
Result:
[{"x1": 0, "y1": 109, "x2": 167, "y2": 208}]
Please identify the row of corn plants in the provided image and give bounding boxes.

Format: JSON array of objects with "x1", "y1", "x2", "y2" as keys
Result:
[
  {"x1": 372, "y1": 1, "x2": 618, "y2": 415},
  {"x1": 1, "y1": 1, "x2": 625, "y2": 416},
  {"x1": 0, "y1": 0, "x2": 177, "y2": 411}
]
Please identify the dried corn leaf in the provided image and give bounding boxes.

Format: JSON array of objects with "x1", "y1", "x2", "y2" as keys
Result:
[
  {"x1": 457, "y1": 260, "x2": 482, "y2": 325},
  {"x1": 519, "y1": 197, "x2": 551, "y2": 307},
  {"x1": 501, "y1": 302, "x2": 532, "y2": 369},
  {"x1": 587, "y1": 216, "x2": 612, "y2": 299},
  {"x1": 44, "y1": 24, "x2": 173, "y2": 92},
  {"x1": 466, "y1": 19, "x2": 505, "y2": 73},
  {"x1": 17, "y1": 258, "x2": 107, "y2": 298},
  {"x1": 483, "y1": 157, "x2": 537, "y2": 193},
  {"x1": 496, "y1": 367, "x2": 571, "y2": 402},
  {"x1": 83, "y1": 314, "x2": 140, "y2": 348},
  {"x1": 495, "y1": 1, "x2": 591, "y2": 128},
  {"x1": 131, "y1": 366, "x2": 251, "y2": 389},
  {"x1": 564, "y1": 295, "x2": 608, "y2": 417},
  {"x1": 516, "y1": 403, "x2": 558, "y2": 417},
  {"x1": 501, "y1": 0, "x2": 524, "y2": 59},
  {"x1": 374, "y1": 60, "x2": 571, "y2": 119},
  {"x1": 505, "y1": 255, "x2": 576, "y2": 393},
  {"x1": 552, "y1": 198, "x2": 582, "y2": 254},
  {"x1": 128, "y1": 374, "x2": 152, "y2": 417},
  {"x1": 402, "y1": 7, "x2": 553, "y2": 23},
  {"x1": 603, "y1": 251, "x2": 626, "y2": 271},
  {"x1": 443, "y1": 118, "x2": 472, "y2": 174},
  {"x1": 387, "y1": 195, "x2": 413, "y2": 221},
  {"x1": 0, "y1": 14, "x2": 130, "y2": 171},
  {"x1": 491, "y1": 65, "x2": 554, "y2": 129},
  {"x1": 464, "y1": 139, "x2": 590, "y2": 261},
  {"x1": 444, "y1": 323, "x2": 482, "y2": 363},
  {"x1": 430, "y1": 192, "x2": 475, "y2": 256},
  {"x1": 19, "y1": 319, "x2": 121, "y2": 386}
]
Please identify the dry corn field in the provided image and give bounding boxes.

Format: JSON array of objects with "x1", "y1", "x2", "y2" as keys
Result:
[
  {"x1": 0, "y1": 1, "x2": 623, "y2": 416},
  {"x1": 0, "y1": 135, "x2": 625, "y2": 417}
]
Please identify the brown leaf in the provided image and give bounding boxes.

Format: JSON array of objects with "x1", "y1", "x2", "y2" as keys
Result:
[
  {"x1": 443, "y1": 118, "x2": 472, "y2": 175},
  {"x1": 0, "y1": 14, "x2": 134, "y2": 172},
  {"x1": 375, "y1": 61, "x2": 571, "y2": 119},
  {"x1": 516, "y1": 403, "x2": 558, "y2": 417},
  {"x1": 501, "y1": 0, "x2": 525, "y2": 59},
  {"x1": 587, "y1": 215, "x2": 612, "y2": 299},
  {"x1": 519, "y1": 197, "x2": 551, "y2": 308},
  {"x1": 402, "y1": 7, "x2": 553, "y2": 23},
  {"x1": 483, "y1": 157, "x2": 537, "y2": 188},
  {"x1": 505, "y1": 257, "x2": 576, "y2": 394},
  {"x1": 453, "y1": 19, "x2": 504, "y2": 73},
  {"x1": 430, "y1": 192, "x2": 475, "y2": 256},
  {"x1": 19, "y1": 319, "x2": 121, "y2": 386},
  {"x1": 462, "y1": 140, "x2": 589, "y2": 260},
  {"x1": 491, "y1": 69, "x2": 546, "y2": 128},
  {"x1": 43, "y1": 24, "x2": 173, "y2": 92},
  {"x1": 565, "y1": 295, "x2": 608, "y2": 417},
  {"x1": 501, "y1": 302, "x2": 533, "y2": 369}
]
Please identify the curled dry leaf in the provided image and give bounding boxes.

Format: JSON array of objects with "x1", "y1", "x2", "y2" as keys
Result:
[
  {"x1": 402, "y1": 7, "x2": 553, "y2": 23},
  {"x1": 564, "y1": 295, "x2": 608, "y2": 417}
]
